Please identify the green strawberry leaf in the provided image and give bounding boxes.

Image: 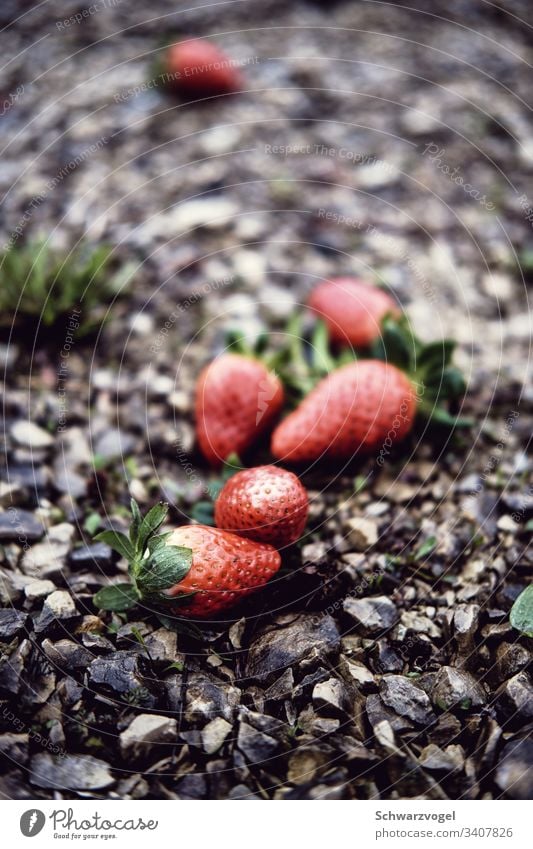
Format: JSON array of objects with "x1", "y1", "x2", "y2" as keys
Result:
[
  {"x1": 146, "y1": 531, "x2": 172, "y2": 554},
  {"x1": 371, "y1": 317, "x2": 414, "y2": 370},
  {"x1": 336, "y1": 348, "x2": 357, "y2": 366},
  {"x1": 418, "y1": 402, "x2": 473, "y2": 429},
  {"x1": 93, "y1": 583, "x2": 140, "y2": 612},
  {"x1": 137, "y1": 544, "x2": 193, "y2": 600},
  {"x1": 424, "y1": 365, "x2": 467, "y2": 400},
  {"x1": 94, "y1": 530, "x2": 135, "y2": 562},
  {"x1": 136, "y1": 502, "x2": 168, "y2": 554},
  {"x1": 221, "y1": 453, "x2": 244, "y2": 480},
  {"x1": 417, "y1": 339, "x2": 456, "y2": 372},
  {"x1": 225, "y1": 329, "x2": 248, "y2": 355},
  {"x1": 190, "y1": 500, "x2": 216, "y2": 525},
  {"x1": 253, "y1": 332, "x2": 269, "y2": 357},
  {"x1": 311, "y1": 320, "x2": 337, "y2": 375},
  {"x1": 510, "y1": 584, "x2": 533, "y2": 637},
  {"x1": 129, "y1": 497, "x2": 142, "y2": 545}
]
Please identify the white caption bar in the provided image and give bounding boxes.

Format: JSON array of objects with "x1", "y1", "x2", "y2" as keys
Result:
[{"x1": 4, "y1": 799, "x2": 529, "y2": 848}]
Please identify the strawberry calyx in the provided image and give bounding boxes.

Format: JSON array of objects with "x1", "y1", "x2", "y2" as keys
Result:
[
  {"x1": 92, "y1": 499, "x2": 194, "y2": 613},
  {"x1": 268, "y1": 314, "x2": 357, "y2": 404},
  {"x1": 369, "y1": 315, "x2": 473, "y2": 429},
  {"x1": 223, "y1": 329, "x2": 279, "y2": 368}
]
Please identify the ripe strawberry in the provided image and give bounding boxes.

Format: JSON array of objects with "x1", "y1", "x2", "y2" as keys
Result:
[
  {"x1": 163, "y1": 524, "x2": 281, "y2": 617},
  {"x1": 271, "y1": 360, "x2": 417, "y2": 463},
  {"x1": 215, "y1": 465, "x2": 309, "y2": 547},
  {"x1": 195, "y1": 353, "x2": 284, "y2": 467},
  {"x1": 164, "y1": 39, "x2": 243, "y2": 98},
  {"x1": 93, "y1": 501, "x2": 281, "y2": 620},
  {"x1": 309, "y1": 277, "x2": 400, "y2": 348}
]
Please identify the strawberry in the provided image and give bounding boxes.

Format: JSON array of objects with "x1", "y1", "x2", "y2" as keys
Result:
[
  {"x1": 195, "y1": 353, "x2": 284, "y2": 467},
  {"x1": 164, "y1": 524, "x2": 280, "y2": 617},
  {"x1": 93, "y1": 500, "x2": 280, "y2": 620},
  {"x1": 272, "y1": 312, "x2": 470, "y2": 463},
  {"x1": 271, "y1": 360, "x2": 417, "y2": 463},
  {"x1": 215, "y1": 465, "x2": 309, "y2": 547},
  {"x1": 309, "y1": 277, "x2": 400, "y2": 348},
  {"x1": 164, "y1": 39, "x2": 243, "y2": 98}
]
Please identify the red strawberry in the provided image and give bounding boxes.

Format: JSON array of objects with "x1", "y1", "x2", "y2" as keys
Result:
[
  {"x1": 94, "y1": 501, "x2": 280, "y2": 621},
  {"x1": 271, "y1": 360, "x2": 417, "y2": 463},
  {"x1": 164, "y1": 39, "x2": 243, "y2": 98},
  {"x1": 163, "y1": 524, "x2": 281, "y2": 617},
  {"x1": 195, "y1": 353, "x2": 284, "y2": 467},
  {"x1": 309, "y1": 277, "x2": 400, "y2": 348},
  {"x1": 215, "y1": 465, "x2": 309, "y2": 547}
]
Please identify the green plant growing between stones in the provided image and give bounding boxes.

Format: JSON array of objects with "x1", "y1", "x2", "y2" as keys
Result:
[{"x1": 0, "y1": 238, "x2": 135, "y2": 337}]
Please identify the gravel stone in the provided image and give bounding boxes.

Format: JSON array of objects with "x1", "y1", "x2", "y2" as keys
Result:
[
  {"x1": 88, "y1": 652, "x2": 157, "y2": 707},
  {"x1": 11, "y1": 421, "x2": 53, "y2": 449},
  {"x1": 432, "y1": 667, "x2": 487, "y2": 711},
  {"x1": 495, "y1": 739, "x2": 533, "y2": 800},
  {"x1": 34, "y1": 591, "x2": 79, "y2": 634},
  {"x1": 0, "y1": 510, "x2": 44, "y2": 542},
  {"x1": 380, "y1": 675, "x2": 435, "y2": 725},
  {"x1": 312, "y1": 677, "x2": 351, "y2": 716},
  {"x1": 69, "y1": 542, "x2": 113, "y2": 570},
  {"x1": 23, "y1": 580, "x2": 56, "y2": 601},
  {"x1": 245, "y1": 615, "x2": 340, "y2": 682},
  {"x1": 497, "y1": 672, "x2": 533, "y2": 719},
  {"x1": 345, "y1": 517, "x2": 379, "y2": 549},
  {"x1": 237, "y1": 720, "x2": 279, "y2": 763},
  {"x1": 201, "y1": 717, "x2": 233, "y2": 754},
  {"x1": 344, "y1": 596, "x2": 399, "y2": 636},
  {"x1": 41, "y1": 638, "x2": 94, "y2": 670},
  {"x1": 29, "y1": 753, "x2": 114, "y2": 790},
  {"x1": 0, "y1": 609, "x2": 29, "y2": 640},
  {"x1": 184, "y1": 672, "x2": 240, "y2": 723},
  {"x1": 119, "y1": 714, "x2": 177, "y2": 759}
]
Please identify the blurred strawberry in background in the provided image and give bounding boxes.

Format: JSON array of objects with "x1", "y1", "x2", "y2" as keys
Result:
[
  {"x1": 164, "y1": 38, "x2": 243, "y2": 98},
  {"x1": 309, "y1": 277, "x2": 400, "y2": 348}
]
